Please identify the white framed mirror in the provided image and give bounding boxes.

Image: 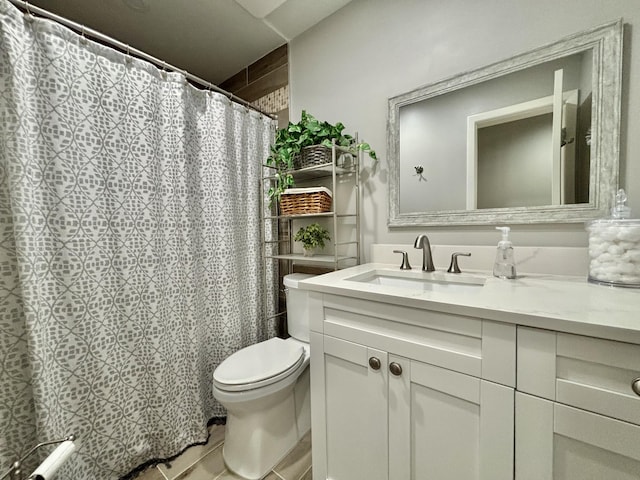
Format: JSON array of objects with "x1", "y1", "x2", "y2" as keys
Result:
[{"x1": 388, "y1": 20, "x2": 622, "y2": 226}]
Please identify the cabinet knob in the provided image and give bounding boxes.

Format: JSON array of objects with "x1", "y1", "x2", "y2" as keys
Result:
[
  {"x1": 631, "y1": 378, "x2": 640, "y2": 396},
  {"x1": 369, "y1": 357, "x2": 381, "y2": 370},
  {"x1": 389, "y1": 362, "x2": 403, "y2": 376}
]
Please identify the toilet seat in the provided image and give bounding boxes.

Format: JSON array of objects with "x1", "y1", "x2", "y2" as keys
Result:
[{"x1": 213, "y1": 337, "x2": 305, "y2": 392}]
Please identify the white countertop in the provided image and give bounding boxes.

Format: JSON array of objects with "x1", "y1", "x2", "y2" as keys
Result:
[{"x1": 299, "y1": 263, "x2": 640, "y2": 344}]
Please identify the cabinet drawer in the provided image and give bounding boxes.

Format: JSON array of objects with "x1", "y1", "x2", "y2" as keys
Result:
[
  {"x1": 319, "y1": 294, "x2": 515, "y2": 386},
  {"x1": 518, "y1": 326, "x2": 640, "y2": 425}
]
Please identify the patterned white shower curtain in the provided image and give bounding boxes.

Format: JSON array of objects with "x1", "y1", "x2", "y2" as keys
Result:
[{"x1": 0, "y1": 1, "x2": 276, "y2": 478}]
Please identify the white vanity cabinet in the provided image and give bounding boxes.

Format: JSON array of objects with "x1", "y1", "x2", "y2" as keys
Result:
[
  {"x1": 516, "y1": 327, "x2": 640, "y2": 479},
  {"x1": 309, "y1": 293, "x2": 516, "y2": 480},
  {"x1": 302, "y1": 262, "x2": 640, "y2": 479}
]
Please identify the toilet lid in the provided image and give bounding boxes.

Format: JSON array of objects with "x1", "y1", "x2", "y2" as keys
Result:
[{"x1": 213, "y1": 337, "x2": 305, "y2": 390}]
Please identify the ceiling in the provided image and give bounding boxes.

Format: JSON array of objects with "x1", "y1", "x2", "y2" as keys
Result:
[{"x1": 26, "y1": 0, "x2": 353, "y2": 85}]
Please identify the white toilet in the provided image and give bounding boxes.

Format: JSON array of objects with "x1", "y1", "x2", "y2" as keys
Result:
[{"x1": 212, "y1": 273, "x2": 313, "y2": 480}]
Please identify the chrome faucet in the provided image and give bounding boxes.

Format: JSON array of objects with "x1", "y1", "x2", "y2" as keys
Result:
[{"x1": 414, "y1": 234, "x2": 435, "y2": 272}]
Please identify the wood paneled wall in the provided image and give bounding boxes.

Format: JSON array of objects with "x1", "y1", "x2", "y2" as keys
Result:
[{"x1": 219, "y1": 44, "x2": 289, "y2": 125}]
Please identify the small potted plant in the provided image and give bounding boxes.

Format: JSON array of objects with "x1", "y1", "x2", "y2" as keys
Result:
[
  {"x1": 294, "y1": 223, "x2": 331, "y2": 256},
  {"x1": 266, "y1": 111, "x2": 377, "y2": 205}
]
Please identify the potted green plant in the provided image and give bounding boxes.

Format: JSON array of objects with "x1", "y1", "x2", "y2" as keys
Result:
[
  {"x1": 294, "y1": 223, "x2": 331, "y2": 256},
  {"x1": 266, "y1": 111, "x2": 377, "y2": 205}
]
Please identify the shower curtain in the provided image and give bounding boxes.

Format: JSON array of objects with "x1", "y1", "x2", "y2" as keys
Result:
[{"x1": 0, "y1": 1, "x2": 276, "y2": 478}]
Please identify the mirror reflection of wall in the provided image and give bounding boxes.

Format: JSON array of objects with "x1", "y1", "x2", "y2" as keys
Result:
[
  {"x1": 398, "y1": 49, "x2": 593, "y2": 214},
  {"x1": 477, "y1": 113, "x2": 553, "y2": 209}
]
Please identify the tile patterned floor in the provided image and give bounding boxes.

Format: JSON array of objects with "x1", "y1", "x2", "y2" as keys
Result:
[{"x1": 136, "y1": 425, "x2": 312, "y2": 480}]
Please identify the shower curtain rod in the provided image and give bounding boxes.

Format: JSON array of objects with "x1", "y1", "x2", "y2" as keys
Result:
[{"x1": 6, "y1": 0, "x2": 277, "y2": 119}]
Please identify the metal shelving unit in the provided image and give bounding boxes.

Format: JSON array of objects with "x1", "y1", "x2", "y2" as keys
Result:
[
  {"x1": 262, "y1": 140, "x2": 361, "y2": 271},
  {"x1": 261, "y1": 140, "x2": 361, "y2": 330}
]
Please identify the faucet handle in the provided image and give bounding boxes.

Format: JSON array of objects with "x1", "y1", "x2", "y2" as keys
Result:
[
  {"x1": 393, "y1": 250, "x2": 412, "y2": 270},
  {"x1": 447, "y1": 252, "x2": 471, "y2": 273}
]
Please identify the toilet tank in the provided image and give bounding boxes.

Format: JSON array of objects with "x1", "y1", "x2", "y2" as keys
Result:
[{"x1": 283, "y1": 273, "x2": 314, "y2": 342}]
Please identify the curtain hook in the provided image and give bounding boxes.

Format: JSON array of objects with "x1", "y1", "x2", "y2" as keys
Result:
[
  {"x1": 80, "y1": 25, "x2": 87, "y2": 44},
  {"x1": 125, "y1": 44, "x2": 132, "y2": 64},
  {"x1": 24, "y1": 1, "x2": 34, "y2": 22}
]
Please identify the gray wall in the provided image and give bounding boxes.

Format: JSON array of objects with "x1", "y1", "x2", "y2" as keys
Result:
[
  {"x1": 289, "y1": 0, "x2": 639, "y2": 262},
  {"x1": 477, "y1": 114, "x2": 553, "y2": 209}
]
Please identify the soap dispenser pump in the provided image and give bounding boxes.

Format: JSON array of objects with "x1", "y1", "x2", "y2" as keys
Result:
[{"x1": 493, "y1": 226, "x2": 517, "y2": 279}]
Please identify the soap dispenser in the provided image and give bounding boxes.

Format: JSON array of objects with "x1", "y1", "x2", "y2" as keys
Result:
[{"x1": 493, "y1": 226, "x2": 516, "y2": 279}]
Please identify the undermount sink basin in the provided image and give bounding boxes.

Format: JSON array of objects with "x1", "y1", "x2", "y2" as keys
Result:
[{"x1": 345, "y1": 269, "x2": 486, "y2": 294}]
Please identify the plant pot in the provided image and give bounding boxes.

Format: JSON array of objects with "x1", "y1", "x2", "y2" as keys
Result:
[
  {"x1": 302, "y1": 248, "x2": 316, "y2": 257},
  {"x1": 297, "y1": 145, "x2": 332, "y2": 169}
]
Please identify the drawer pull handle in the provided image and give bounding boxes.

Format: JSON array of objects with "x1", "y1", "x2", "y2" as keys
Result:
[
  {"x1": 369, "y1": 357, "x2": 381, "y2": 370},
  {"x1": 389, "y1": 362, "x2": 403, "y2": 376},
  {"x1": 632, "y1": 378, "x2": 640, "y2": 396}
]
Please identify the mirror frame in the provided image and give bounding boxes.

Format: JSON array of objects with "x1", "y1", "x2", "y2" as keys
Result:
[{"x1": 388, "y1": 20, "x2": 623, "y2": 227}]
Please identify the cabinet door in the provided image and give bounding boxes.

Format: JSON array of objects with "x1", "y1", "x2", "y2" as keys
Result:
[
  {"x1": 321, "y1": 335, "x2": 389, "y2": 480},
  {"x1": 516, "y1": 392, "x2": 640, "y2": 479},
  {"x1": 390, "y1": 358, "x2": 514, "y2": 480}
]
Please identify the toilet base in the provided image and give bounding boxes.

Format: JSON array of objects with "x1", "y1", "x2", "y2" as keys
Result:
[{"x1": 221, "y1": 367, "x2": 310, "y2": 480}]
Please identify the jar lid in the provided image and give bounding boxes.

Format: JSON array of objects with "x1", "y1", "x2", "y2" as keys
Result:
[{"x1": 586, "y1": 218, "x2": 640, "y2": 228}]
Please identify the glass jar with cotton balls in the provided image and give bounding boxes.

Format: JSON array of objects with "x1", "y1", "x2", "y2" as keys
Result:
[{"x1": 586, "y1": 189, "x2": 640, "y2": 288}]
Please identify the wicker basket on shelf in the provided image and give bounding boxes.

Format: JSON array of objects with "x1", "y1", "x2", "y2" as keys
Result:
[
  {"x1": 293, "y1": 145, "x2": 333, "y2": 170},
  {"x1": 279, "y1": 187, "x2": 332, "y2": 216}
]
